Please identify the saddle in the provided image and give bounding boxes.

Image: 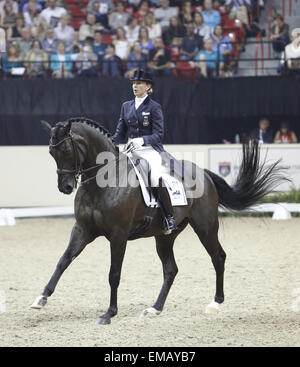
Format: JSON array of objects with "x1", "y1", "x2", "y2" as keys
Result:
[{"x1": 128, "y1": 154, "x2": 187, "y2": 208}]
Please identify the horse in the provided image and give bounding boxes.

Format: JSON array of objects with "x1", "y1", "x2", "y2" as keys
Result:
[{"x1": 31, "y1": 117, "x2": 288, "y2": 325}]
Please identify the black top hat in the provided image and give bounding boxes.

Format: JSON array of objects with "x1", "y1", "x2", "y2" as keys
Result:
[{"x1": 130, "y1": 69, "x2": 154, "y2": 84}]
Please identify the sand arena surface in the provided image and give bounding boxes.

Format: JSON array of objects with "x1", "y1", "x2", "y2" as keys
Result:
[{"x1": 0, "y1": 217, "x2": 299, "y2": 347}]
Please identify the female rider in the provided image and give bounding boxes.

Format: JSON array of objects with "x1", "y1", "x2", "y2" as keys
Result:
[{"x1": 112, "y1": 69, "x2": 176, "y2": 234}]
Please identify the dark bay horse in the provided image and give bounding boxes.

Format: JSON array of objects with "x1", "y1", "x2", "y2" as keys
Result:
[{"x1": 31, "y1": 117, "x2": 287, "y2": 324}]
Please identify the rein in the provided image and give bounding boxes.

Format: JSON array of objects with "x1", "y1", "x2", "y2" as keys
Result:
[{"x1": 50, "y1": 130, "x2": 130, "y2": 187}]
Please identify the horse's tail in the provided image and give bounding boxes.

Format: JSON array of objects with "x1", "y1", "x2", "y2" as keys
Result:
[{"x1": 205, "y1": 140, "x2": 290, "y2": 211}]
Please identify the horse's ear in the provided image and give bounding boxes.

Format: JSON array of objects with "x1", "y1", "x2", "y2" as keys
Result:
[
  {"x1": 64, "y1": 119, "x2": 72, "y2": 134},
  {"x1": 41, "y1": 120, "x2": 52, "y2": 135}
]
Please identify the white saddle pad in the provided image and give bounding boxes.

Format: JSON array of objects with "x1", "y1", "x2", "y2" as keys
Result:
[{"x1": 128, "y1": 155, "x2": 187, "y2": 208}]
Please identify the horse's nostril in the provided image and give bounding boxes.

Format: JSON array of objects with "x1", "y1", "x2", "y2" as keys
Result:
[{"x1": 65, "y1": 184, "x2": 73, "y2": 192}]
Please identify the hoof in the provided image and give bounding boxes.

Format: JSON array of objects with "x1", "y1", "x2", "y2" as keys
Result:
[
  {"x1": 205, "y1": 300, "x2": 220, "y2": 314},
  {"x1": 139, "y1": 307, "x2": 161, "y2": 319},
  {"x1": 95, "y1": 317, "x2": 111, "y2": 325},
  {"x1": 30, "y1": 295, "x2": 47, "y2": 309}
]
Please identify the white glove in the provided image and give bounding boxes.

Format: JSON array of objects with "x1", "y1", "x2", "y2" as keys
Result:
[{"x1": 131, "y1": 137, "x2": 144, "y2": 149}]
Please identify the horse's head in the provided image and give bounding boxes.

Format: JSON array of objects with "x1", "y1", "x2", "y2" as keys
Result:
[{"x1": 41, "y1": 120, "x2": 85, "y2": 194}]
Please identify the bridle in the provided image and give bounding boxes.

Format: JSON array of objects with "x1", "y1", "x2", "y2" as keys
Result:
[
  {"x1": 50, "y1": 132, "x2": 83, "y2": 186},
  {"x1": 49, "y1": 131, "x2": 124, "y2": 187}
]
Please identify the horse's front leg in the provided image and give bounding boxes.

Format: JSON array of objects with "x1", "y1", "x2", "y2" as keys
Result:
[
  {"x1": 96, "y1": 238, "x2": 127, "y2": 325},
  {"x1": 31, "y1": 223, "x2": 95, "y2": 309}
]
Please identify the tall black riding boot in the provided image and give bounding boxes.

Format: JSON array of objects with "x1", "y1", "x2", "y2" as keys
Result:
[{"x1": 156, "y1": 179, "x2": 177, "y2": 235}]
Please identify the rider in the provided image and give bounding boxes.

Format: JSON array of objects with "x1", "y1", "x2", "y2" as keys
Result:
[{"x1": 112, "y1": 69, "x2": 177, "y2": 234}]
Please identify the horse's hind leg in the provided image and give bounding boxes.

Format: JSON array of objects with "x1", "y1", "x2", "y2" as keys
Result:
[
  {"x1": 190, "y1": 217, "x2": 226, "y2": 313},
  {"x1": 31, "y1": 223, "x2": 95, "y2": 309},
  {"x1": 140, "y1": 234, "x2": 178, "y2": 318}
]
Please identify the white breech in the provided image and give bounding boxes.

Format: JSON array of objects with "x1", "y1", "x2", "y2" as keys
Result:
[{"x1": 132, "y1": 146, "x2": 162, "y2": 187}]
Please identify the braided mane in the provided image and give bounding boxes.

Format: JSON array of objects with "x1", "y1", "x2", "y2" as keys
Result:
[
  {"x1": 69, "y1": 116, "x2": 113, "y2": 139},
  {"x1": 52, "y1": 116, "x2": 117, "y2": 151}
]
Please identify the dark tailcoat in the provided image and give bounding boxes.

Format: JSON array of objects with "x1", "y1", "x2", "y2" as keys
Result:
[
  {"x1": 113, "y1": 95, "x2": 184, "y2": 178},
  {"x1": 113, "y1": 95, "x2": 164, "y2": 153}
]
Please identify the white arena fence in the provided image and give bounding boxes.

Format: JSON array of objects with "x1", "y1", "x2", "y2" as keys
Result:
[{"x1": 1, "y1": 144, "x2": 300, "y2": 225}]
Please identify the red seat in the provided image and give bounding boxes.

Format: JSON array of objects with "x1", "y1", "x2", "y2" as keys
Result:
[
  {"x1": 167, "y1": 45, "x2": 180, "y2": 61},
  {"x1": 193, "y1": 6, "x2": 202, "y2": 13},
  {"x1": 223, "y1": 18, "x2": 245, "y2": 43},
  {"x1": 68, "y1": 4, "x2": 86, "y2": 17},
  {"x1": 101, "y1": 34, "x2": 114, "y2": 44},
  {"x1": 70, "y1": 18, "x2": 84, "y2": 30},
  {"x1": 173, "y1": 61, "x2": 198, "y2": 82},
  {"x1": 224, "y1": 30, "x2": 239, "y2": 59}
]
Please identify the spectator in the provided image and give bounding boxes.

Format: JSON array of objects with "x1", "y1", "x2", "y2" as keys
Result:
[
  {"x1": 66, "y1": 30, "x2": 82, "y2": 61},
  {"x1": 92, "y1": 29, "x2": 106, "y2": 61},
  {"x1": 154, "y1": 0, "x2": 178, "y2": 31},
  {"x1": 134, "y1": 0, "x2": 152, "y2": 24},
  {"x1": 1, "y1": 43, "x2": 23, "y2": 76},
  {"x1": 274, "y1": 121, "x2": 298, "y2": 143},
  {"x1": 91, "y1": 1, "x2": 110, "y2": 31},
  {"x1": 180, "y1": 23, "x2": 203, "y2": 60},
  {"x1": 0, "y1": 1, "x2": 16, "y2": 30},
  {"x1": 24, "y1": 39, "x2": 49, "y2": 77},
  {"x1": 195, "y1": 37, "x2": 224, "y2": 77},
  {"x1": 127, "y1": 0, "x2": 141, "y2": 11},
  {"x1": 179, "y1": 0, "x2": 194, "y2": 28},
  {"x1": 54, "y1": 13, "x2": 74, "y2": 44},
  {"x1": 212, "y1": 24, "x2": 232, "y2": 68},
  {"x1": 126, "y1": 40, "x2": 148, "y2": 78},
  {"x1": 50, "y1": 40, "x2": 73, "y2": 78},
  {"x1": 201, "y1": 0, "x2": 221, "y2": 32},
  {"x1": 194, "y1": 12, "x2": 211, "y2": 40},
  {"x1": 87, "y1": 0, "x2": 114, "y2": 14},
  {"x1": 249, "y1": 117, "x2": 273, "y2": 144},
  {"x1": 148, "y1": 36, "x2": 172, "y2": 76},
  {"x1": 108, "y1": 1, "x2": 129, "y2": 30},
  {"x1": 23, "y1": 0, "x2": 40, "y2": 38},
  {"x1": 128, "y1": 0, "x2": 140, "y2": 11},
  {"x1": 225, "y1": 0, "x2": 251, "y2": 28},
  {"x1": 40, "y1": 0, "x2": 67, "y2": 28},
  {"x1": 142, "y1": 13, "x2": 161, "y2": 40},
  {"x1": 76, "y1": 41, "x2": 98, "y2": 77},
  {"x1": 16, "y1": 27, "x2": 33, "y2": 60},
  {"x1": 21, "y1": 0, "x2": 42, "y2": 13},
  {"x1": 281, "y1": 28, "x2": 300, "y2": 75},
  {"x1": 78, "y1": 13, "x2": 99, "y2": 42},
  {"x1": 270, "y1": 13, "x2": 290, "y2": 58},
  {"x1": 138, "y1": 25, "x2": 153, "y2": 56},
  {"x1": 7, "y1": 13, "x2": 24, "y2": 42},
  {"x1": 0, "y1": 0, "x2": 18, "y2": 15},
  {"x1": 0, "y1": 24, "x2": 5, "y2": 53},
  {"x1": 41, "y1": 27, "x2": 58, "y2": 56},
  {"x1": 163, "y1": 15, "x2": 185, "y2": 47},
  {"x1": 124, "y1": 16, "x2": 140, "y2": 46},
  {"x1": 113, "y1": 26, "x2": 131, "y2": 60},
  {"x1": 102, "y1": 43, "x2": 122, "y2": 76},
  {"x1": 150, "y1": 0, "x2": 160, "y2": 6}
]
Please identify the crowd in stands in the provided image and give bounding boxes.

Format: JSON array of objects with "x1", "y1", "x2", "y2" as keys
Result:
[
  {"x1": 223, "y1": 117, "x2": 298, "y2": 144},
  {"x1": 0, "y1": 0, "x2": 264, "y2": 78},
  {"x1": 0, "y1": 0, "x2": 299, "y2": 79}
]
